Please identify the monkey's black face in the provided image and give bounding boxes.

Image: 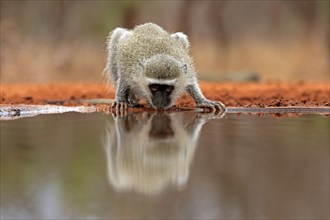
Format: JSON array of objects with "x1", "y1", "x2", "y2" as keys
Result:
[{"x1": 149, "y1": 84, "x2": 174, "y2": 109}]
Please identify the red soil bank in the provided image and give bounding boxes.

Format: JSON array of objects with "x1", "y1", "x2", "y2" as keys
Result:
[{"x1": 1, "y1": 82, "x2": 329, "y2": 108}]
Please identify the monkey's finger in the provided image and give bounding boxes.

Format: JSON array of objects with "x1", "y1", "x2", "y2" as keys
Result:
[
  {"x1": 216, "y1": 109, "x2": 226, "y2": 118},
  {"x1": 207, "y1": 103, "x2": 218, "y2": 113},
  {"x1": 218, "y1": 101, "x2": 226, "y2": 111},
  {"x1": 198, "y1": 104, "x2": 207, "y2": 112},
  {"x1": 119, "y1": 102, "x2": 125, "y2": 112},
  {"x1": 119, "y1": 109, "x2": 127, "y2": 118},
  {"x1": 214, "y1": 106, "x2": 227, "y2": 117},
  {"x1": 115, "y1": 106, "x2": 120, "y2": 116},
  {"x1": 115, "y1": 102, "x2": 122, "y2": 115},
  {"x1": 121, "y1": 103, "x2": 127, "y2": 117},
  {"x1": 214, "y1": 102, "x2": 226, "y2": 112},
  {"x1": 199, "y1": 104, "x2": 216, "y2": 113},
  {"x1": 113, "y1": 102, "x2": 128, "y2": 118},
  {"x1": 112, "y1": 101, "x2": 117, "y2": 108},
  {"x1": 204, "y1": 105, "x2": 215, "y2": 113},
  {"x1": 115, "y1": 107, "x2": 123, "y2": 118}
]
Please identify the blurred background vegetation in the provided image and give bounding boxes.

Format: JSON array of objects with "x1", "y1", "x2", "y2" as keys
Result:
[{"x1": 1, "y1": 0, "x2": 329, "y2": 83}]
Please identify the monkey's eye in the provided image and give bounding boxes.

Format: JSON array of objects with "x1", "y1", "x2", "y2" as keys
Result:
[
  {"x1": 165, "y1": 85, "x2": 174, "y2": 93},
  {"x1": 149, "y1": 84, "x2": 159, "y2": 92}
]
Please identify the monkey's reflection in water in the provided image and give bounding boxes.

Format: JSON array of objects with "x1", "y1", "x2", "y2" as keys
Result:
[{"x1": 103, "y1": 111, "x2": 221, "y2": 195}]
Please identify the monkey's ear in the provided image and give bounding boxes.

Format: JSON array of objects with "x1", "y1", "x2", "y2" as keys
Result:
[
  {"x1": 138, "y1": 62, "x2": 145, "y2": 70},
  {"x1": 181, "y1": 64, "x2": 187, "y2": 73},
  {"x1": 171, "y1": 32, "x2": 190, "y2": 49},
  {"x1": 137, "y1": 62, "x2": 145, "y2": 76}
]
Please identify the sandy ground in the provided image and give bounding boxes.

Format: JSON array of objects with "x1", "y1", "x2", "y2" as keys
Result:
[{"x1": 1, "y1": 82, "x2": 329, "y2": 108}]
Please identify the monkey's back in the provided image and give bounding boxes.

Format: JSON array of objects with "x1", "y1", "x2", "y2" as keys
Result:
[{"x1": 117, "y1": 23, "x2": 192, "y2": 77}]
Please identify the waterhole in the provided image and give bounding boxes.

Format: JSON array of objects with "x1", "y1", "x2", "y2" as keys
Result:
[{"x1": 0, "y1": 110, "x2": 329, "y2": 219}]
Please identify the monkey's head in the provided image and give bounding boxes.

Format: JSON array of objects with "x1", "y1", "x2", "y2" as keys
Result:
[{"x1": 138, "y1": 54, "x2": 188, "y2": 109}]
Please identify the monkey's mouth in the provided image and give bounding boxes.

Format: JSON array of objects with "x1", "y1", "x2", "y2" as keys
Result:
[{"x1": 151, "y1": 99, "x2": 171, "y2": 110}]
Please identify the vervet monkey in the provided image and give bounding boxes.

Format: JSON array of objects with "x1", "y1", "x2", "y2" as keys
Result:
[{"x1": 105, "y1": 23, "x2": 226, "y2": 112}]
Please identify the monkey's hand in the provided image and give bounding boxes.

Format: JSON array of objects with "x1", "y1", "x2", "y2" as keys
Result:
[
  {"x1": 196, "y1": 99, "x2": 226, "y2": 113},
  {"x1": 112, "y1": 100, "x2": 128, "y2": 110},
  {"x1": 186, "y1": 84, "x2": 226, "y2": 114},
  {"x1": 112, "y1": 100, "x2": 128, "y2": 117}
]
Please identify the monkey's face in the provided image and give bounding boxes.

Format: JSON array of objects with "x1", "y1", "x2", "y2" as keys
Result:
[
  {"x1": 148, "y1": 84, "x2": 174, "y2": 109},
  {"x1": 139, "y1": 54, "x2": 187, "y2": 109}
]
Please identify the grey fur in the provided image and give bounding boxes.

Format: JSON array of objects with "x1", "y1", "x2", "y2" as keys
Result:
[{"x1": 105, "y1": 23, "x2": 225, "y2": 112}]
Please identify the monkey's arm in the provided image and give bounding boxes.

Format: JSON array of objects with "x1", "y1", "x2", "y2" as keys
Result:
[
  {"x1": 106, "y1": 28, "x2": 131, "y2": 84},
  {"x1": 186, "y1": 82, "x2": 226, "y2": 112},
  {"x1": 112, "y1": 78, "x2": 141, "y2": 111},
  {"x1": 112, "y1": 78, "x2": 130, "y2": 111}
]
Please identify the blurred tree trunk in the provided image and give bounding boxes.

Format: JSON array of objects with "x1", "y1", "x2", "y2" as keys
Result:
[
  {"x1": 122, "y1": 4, "x2": 138, "y2": 29},
  {"x1": 178, "y1": 0, "x2": 193, "y2": 34},
  {"x1": 207, "y1": 1, "x2": 228, "y2": 50},
  {"x1": 286, "y1": 1, "x2": 317, "y2": 39},
  {"x1": 54, "y1": 0, "x2": 66, "y2": 42}
]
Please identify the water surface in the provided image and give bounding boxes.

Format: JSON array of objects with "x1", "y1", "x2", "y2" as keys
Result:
[{"x1": 1, "y1": 112, "x2": 329, "y2": 219}]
